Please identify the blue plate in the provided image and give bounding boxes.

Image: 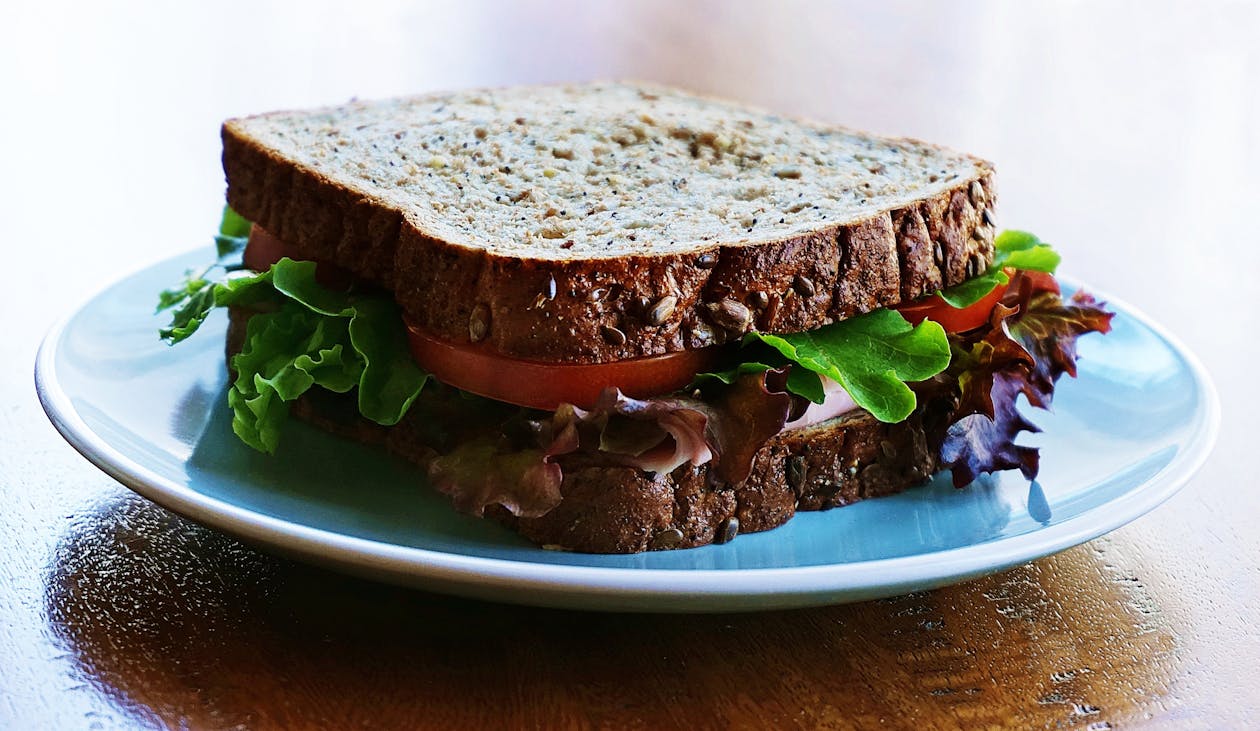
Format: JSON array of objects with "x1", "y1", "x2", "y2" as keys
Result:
[{"x1": 36, "y1": 251, "x2": 1218, "y2": 612}]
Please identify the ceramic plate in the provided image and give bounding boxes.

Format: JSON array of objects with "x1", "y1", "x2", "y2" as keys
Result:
[{"x1": 36, "y1": 250, "x2": 1218, "y2": 612}]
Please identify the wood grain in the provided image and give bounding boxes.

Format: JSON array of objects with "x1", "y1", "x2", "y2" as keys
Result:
[
  {"x1": 3, "y1": 1, "x2": 1257, "y2": 728},
  {"x1": 42, "y1": 494, "x2": 1178, "y2": 729}
]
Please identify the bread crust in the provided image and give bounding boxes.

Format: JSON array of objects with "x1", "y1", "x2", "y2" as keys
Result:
[
  {"x1": 222, "y1": 113, "x2": 996, "y2": 365},
  {"x1": 283, "y1": 384, "x2": 944, "y2": 554}
]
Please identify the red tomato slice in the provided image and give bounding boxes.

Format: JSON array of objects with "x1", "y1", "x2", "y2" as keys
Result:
[
  {"x1": 242, "y1": 225, "x2": 286, "y2": 271},
  {"x1": 895, "y1": 281, "x2": 1010, "y2": 332},
  {"x1": 896, "y1": 269, "x2": 1062, "y2": 332},
  {"x1": 243, "y1": 226, "x2": 354, "y2": 290},
  {"x1": 406, "y1": 324, "x2": 723, "y2": 411}
]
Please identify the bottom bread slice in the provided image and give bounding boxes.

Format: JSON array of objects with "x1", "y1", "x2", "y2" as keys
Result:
[
  {"x1": 287, "y1": 385, "x2": 945, "y2": 554},
  {"x1": 499, "y1": 411, "x2": 941, "y2": 553},
  {"x1": 229, "y1": 309, "x2": 948, "y2": 554}
]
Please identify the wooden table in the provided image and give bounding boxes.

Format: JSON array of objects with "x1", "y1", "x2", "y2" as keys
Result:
[{"x1": 3, "y1": 2, "x2": 1255, "y2": 727}]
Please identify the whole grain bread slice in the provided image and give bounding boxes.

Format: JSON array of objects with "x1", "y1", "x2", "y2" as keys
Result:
[
  {"x1": 223, "y1": 81, "x2": 996, "y2": 364},
  {"x1": 287, "y1": 374, "x2": 949, "y2": 554}
]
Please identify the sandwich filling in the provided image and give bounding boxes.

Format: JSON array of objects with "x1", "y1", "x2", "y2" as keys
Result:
[{"x1": 158, "y1": 207, "x2": 1112, "y2": 519}]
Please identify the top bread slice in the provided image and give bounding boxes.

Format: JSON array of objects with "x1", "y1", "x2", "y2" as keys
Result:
[{"x1": 222, "y1": 81, "x2": 996, "y2": 364}]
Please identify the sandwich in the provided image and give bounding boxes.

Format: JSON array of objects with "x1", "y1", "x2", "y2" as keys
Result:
[{"x1": 157, "y1": 82, "x2": 1112, "y2": 553}]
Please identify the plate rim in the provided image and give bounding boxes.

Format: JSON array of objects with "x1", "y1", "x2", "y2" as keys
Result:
[{"x1": 34, "y1": 252, "x2": 1221, "y2": 605}]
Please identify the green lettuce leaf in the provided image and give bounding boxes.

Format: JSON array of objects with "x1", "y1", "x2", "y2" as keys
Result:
[
  {"x1": 218, "y1": 204, "x2": 252, "y2": 237},
  {"x1": 785, "y1": 366, "x2": 826, "y2": 404},
  {"x1": 992, "y1": 229, "x2": 1041, "y2": 253},
  {"x1": 216, "y1": 258, "x2": 429, "y2": 451},
  {"x1": 936, "y1": 230, "x2": 1061, "y2": 308},
  {"x1": 741, "y1": 309, "x2": 951, "y2": 423},
  {"x1": 693, "y1": 362, "x2": 773, "y2": 387},
  {"x1": 158, "y1": 205, "x2": 251, "y2": 343},
  {"x1": 227, "y1": 303, "x2": 359, "y2": 451},
  {"x1": 160, "y1": 210, "x2": 431, "y2": 453},
  {"x1": 156, "y1": 275, "x2": 216, "y2": 343},
  {"x1": 696, "y1": 360, "x2": 826, "y2": 404},
  {"x1": 936, "y1": 270, "x2": 1009, "y2": 308},
  {"x1": 215, "y1": 204, "x2": 252, "y2": 257},
  {"x1": 1001, "y1": 246, "x2": 1060, "y2": 273}
]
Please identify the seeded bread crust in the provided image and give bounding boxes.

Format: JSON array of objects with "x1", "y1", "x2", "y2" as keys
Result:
[
  {"x1": 222, "y1": 82, "x2": 997, "y2": 364},
  {"x1": 284, "y1": 380, "x2": 943, "y2": 554}
]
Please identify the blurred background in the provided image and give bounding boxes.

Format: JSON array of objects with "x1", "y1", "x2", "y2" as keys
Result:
[
  {"x1": 3, "y1": 2, "x2": 1259, "y2": 726},
  {"x1": 4, "y1": 0, "x2": 1255, "y2": 317}
]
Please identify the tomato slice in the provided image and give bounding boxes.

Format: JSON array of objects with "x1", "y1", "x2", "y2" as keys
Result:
[
  {"x1": 242, "y1": 225, "x2": 286, "y2": 271},
  {"x1": 895, "y1": 281, "x2": 1010, "y2": 332},
  {"x1": 243, "y1": 226, "x2": 354, "y2": 290},
  {"x1": 406, "y1": 324, "x2": 723, "y2": 411},
  {"x1": 896, "y1": 269, "x2": 1062, "y2": 333}
]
